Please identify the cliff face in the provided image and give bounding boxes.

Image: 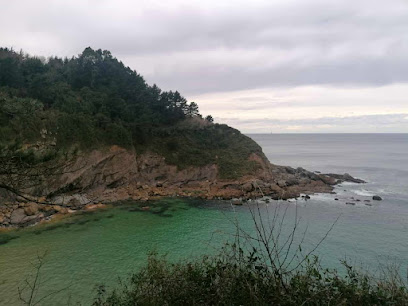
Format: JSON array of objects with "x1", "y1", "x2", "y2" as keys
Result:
[
  {"x1": 0, "y1": 143, "x2": 364, "y2": 227},
  {"x1": 46, "y1": 145, "x2": 359, "y2": 204}
]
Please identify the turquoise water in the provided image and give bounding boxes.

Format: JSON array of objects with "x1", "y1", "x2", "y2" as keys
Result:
[
  {"x1": 0, "y1": 199, "x2": 239, "y2": 305},
  {"x1": 1, "y1": 134, "x2": 408, "y2": 305}
]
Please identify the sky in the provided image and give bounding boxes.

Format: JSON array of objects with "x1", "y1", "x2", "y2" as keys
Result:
[{"x1": 1, "y1": 0, "x2": 408, "y2": 133}]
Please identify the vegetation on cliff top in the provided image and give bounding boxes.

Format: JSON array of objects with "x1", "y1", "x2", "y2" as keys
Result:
[{"x1": 0, "y1": 47, "x2": 264, "y2": 179}]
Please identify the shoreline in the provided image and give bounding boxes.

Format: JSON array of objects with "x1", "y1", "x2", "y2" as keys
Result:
[{"x1": 0, "y1": 170, "x2": 365, "y2": 229}]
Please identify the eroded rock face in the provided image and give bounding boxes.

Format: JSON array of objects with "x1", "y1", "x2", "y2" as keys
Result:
[
  {"x1": 43, "y1": 146, "x2": 364, "y2": 203},
  {"x1": 0, "y1": 145, "x2": 365, "y2": 227}
]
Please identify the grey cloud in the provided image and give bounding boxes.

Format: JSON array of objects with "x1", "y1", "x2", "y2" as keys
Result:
[
  {"x1": 1, "y1": 0, "x2": 407, "y2": 95},
  {"x1": 147, "y1": 57, "x2": 408, "y2": 94}
]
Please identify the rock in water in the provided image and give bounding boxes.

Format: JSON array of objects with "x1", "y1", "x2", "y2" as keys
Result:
[
  {"x1": 232, "y1": 198, "x2": 243, "y2": 205},
  {"x1": 372, "y1": 195, "x2": 382, "y2": 201}
]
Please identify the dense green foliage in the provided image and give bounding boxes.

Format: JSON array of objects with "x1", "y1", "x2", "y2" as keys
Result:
[
  {"x1": 93, "y1": 246, "x2": 408, "y2": 306},
  {"x1": 0, "y1": 47, "x2": 264, "y2": 178}
]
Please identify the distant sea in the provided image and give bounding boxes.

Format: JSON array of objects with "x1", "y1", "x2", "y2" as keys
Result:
[
  {"x1": 250, "y1": 133, "x2": 408, "y2": 270},
  {"x1": 0, "y1": 133, "x2": 407, "y2": 305}
]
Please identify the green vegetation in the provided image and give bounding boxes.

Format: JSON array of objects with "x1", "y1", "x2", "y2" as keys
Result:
[
  {"x1": 93, "y1": 246, "x2": 408, "y2": 306},
  {"x1": 0, "y1": 47, "x2": 265, "y2": 179}
]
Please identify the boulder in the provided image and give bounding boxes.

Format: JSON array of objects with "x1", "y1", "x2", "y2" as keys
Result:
[
  {"x1": 281, "y1": 190, "x2": 300, "y2": 200},
  {"x1": 285, "y1": 178, "x2": 299, "y2": 187},
  {"x1": 285, "y1": 167, "x2": 296, "y2": 174},
  {"x1": 10, "y1": 209, "x2": 26, "y2": 224},
  {"x1": 40, "y1": 205, "x2": 56, "y2": 213},
  {"x1": 372, "y1": 195, "x2": 382, "y2": 201},
  {"x1": 24, "y1": 203, "x2": 39, "y2": 216},
  {"x1": 318, "y1": 175, "x2": 336, "y2": 185},
  {"x1": 277, "y1": 180, "x2": 287, "y2": 187},
  {"x1": 54, "y1": 205, "x2": 69, "y2": 214},
  {"x1": 231, "y1": 198, "x2": 243, "y2": 205},
  {"x1": 67, "y1": 197, "x2": 82, "y2": 208},
  {"x1": 242, "y1": 182, "x2": 253, "y2": 192}
]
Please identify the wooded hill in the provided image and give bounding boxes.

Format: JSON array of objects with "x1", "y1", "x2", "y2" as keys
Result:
[{"x1": 0, "y1": 47, "x2": 264, "y2": 179}]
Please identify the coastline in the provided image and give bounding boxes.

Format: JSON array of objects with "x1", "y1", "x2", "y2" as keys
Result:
[{"x1": 0, "y1": 162, "x2": 364, "y2": 229}]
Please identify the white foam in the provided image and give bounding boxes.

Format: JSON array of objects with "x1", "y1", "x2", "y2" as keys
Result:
[
  {"x1": 353, "y1": 189, "x2": 376, "y2": 197},
  {"x1": 339, "y1": 181, "x2": 361, "y2": 186}
]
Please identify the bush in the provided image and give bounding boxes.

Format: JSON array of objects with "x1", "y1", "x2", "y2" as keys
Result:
[{"x1": 93, "y1": 246, "x2": 408, "y2": 306}]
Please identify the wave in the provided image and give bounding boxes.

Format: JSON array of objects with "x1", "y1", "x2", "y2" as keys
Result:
[{"x1": 353, "y1": 189, "x2": 376, "y2": 197}]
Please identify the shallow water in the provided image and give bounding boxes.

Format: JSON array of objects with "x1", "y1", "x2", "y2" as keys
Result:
[{"x1": 1, "y1": 134, "x2": 407, "y2": 305}]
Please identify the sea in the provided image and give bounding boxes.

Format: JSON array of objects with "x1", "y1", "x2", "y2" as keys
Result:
[{"x1": 0, "y1": 133, "x2": 407, "y2": 305}]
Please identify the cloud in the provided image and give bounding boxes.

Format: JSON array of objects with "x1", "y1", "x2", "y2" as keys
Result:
[
  {"x1": 0, "y1": 0, "x2": 407, "y2": 95},
  {"x1": 192, "y1": 84, "x2": 408, "y2": 132},
  {"x1": 1, "y1": 0, "x2": 407, "y2": 132}
]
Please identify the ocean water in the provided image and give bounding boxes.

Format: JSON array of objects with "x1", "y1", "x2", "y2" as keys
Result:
[
  {"x1": 0, "y1": 133, "x2": 407, "y2": 305},
  {"x1": 249, "y1": 133, "x2": 408, "y2": 268}
]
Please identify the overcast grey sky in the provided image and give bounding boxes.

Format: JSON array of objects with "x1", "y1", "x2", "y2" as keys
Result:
[{"x1": 1, "y1": 0, "x2": 407, "y2": 132}]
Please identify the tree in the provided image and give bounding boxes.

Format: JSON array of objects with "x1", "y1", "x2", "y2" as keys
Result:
[
  {"x1": 187, "y1": 102, "x2": 199, "y2": 117},
  {"x1": 205, "y1": 115, "x2": 214, "y2": 123}
]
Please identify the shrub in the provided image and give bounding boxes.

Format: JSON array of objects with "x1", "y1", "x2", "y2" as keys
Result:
[{"x1": 93, "y1": 247, "x2": 408, "y2": 306}]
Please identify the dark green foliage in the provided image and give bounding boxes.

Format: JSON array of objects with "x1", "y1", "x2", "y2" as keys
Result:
[
  {"x1": 93, "y1": 246, "x2": 408, "y2": 306},
  {"x1": 147, "y1": 123, "x2": 264, "y2": 179},
  {"x1": 205, "y1": 115, "x2": 214, "y2": 122},
  {"x1": 0, "y1": 47, "x2": 265, "y2": 177}
]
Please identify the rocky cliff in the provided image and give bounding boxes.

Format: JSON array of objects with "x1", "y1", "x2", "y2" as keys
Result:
[{"x1": 0, "y1": 144, "x2": 364, "y2": 227}]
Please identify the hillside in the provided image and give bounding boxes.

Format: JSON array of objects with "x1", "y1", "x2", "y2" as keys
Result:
[
  {"x1": 0, "y1": 47, "x2": 362, "y2": 227},
  {"x1": 0, "y1": 47, "x2": 266, "y2": 178}
]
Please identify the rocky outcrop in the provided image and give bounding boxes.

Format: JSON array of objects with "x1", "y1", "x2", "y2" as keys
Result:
[
  {"x1": 45, "y1": 147, "x2": 363, "y2": 203},
  {"x1": 0, "y1": 145, "x2": 365, "y2": 228}
]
